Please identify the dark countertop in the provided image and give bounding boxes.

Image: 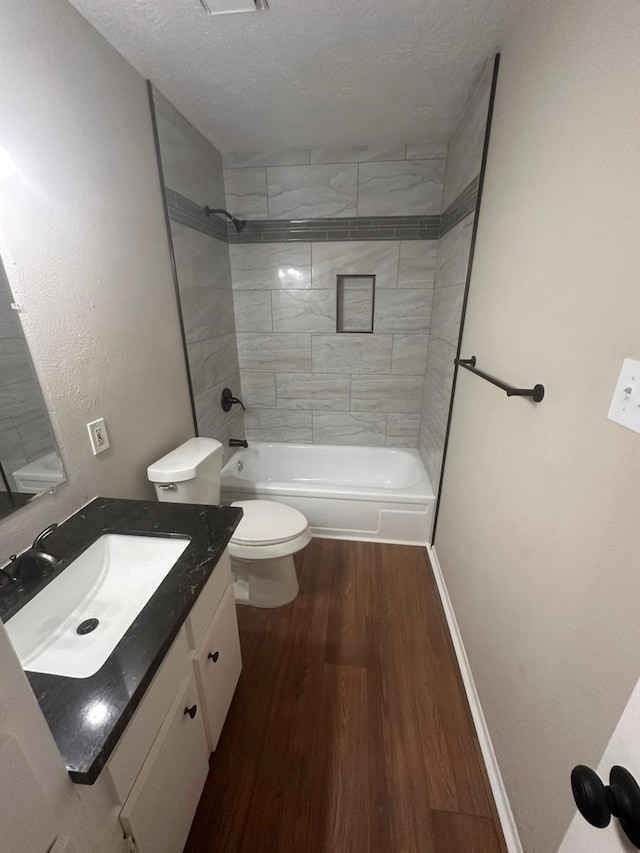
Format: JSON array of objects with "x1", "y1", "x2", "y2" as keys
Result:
[{"x1": 0, "y1": 497, "x2": 242, "y2": 784}]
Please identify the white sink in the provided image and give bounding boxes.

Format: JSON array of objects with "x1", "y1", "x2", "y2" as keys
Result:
[{"x1": 4, "y1": 533, "x2": 190, "y2": 679}]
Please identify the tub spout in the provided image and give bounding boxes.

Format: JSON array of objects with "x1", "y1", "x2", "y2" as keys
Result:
[{"x1": 229, "y1": 438, "x2": 248, "y2": 448}]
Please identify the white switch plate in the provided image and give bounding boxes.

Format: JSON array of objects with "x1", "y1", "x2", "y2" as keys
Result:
[
  {"x1": 608, "y1": 358, "x2": 640, "y2": 434},
  {"x1": 87, "y1": 418, "x2": 110, "y2": 455}
]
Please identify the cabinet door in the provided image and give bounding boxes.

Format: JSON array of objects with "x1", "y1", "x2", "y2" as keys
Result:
[
  {"x1": 119, "y1": 675, "x2": 208, "y2": 853},
  {"x1": 193, "y1": 585, "x2": 242, "y2": 751}
]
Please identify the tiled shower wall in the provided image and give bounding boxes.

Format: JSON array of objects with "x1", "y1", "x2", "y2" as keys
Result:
[
  {"x1": 418, "y1": 62, "x2": 494, "y2": 486},
  {"x1": 224, "y1": 145, "x2": 444, "y2": 446},
  {"x1": 0, "y1": 261, "x2": 56, "y2": 481},
  {"x1": 153, "y1": 89, "x2": 245, "y2": 458}
]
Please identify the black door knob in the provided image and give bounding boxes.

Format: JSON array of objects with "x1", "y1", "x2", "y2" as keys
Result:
[
  {"x1": 571, "y1": 765, "x2": 640, "y2": 848},
  {"x1": 208, "y1": 651, "x2": 219, "y2": 662},
  {"x1": 184, "y1": 704, "x2": 198, "y2": 719}
]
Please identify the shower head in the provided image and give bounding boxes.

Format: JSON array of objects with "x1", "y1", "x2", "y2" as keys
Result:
[{"x1": 204, "y1": 207, "x2": 247, "y2": 233}]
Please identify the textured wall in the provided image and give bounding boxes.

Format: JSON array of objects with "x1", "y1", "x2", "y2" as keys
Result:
[
  {"x1": 418, "y1": 64, "x2": 493, "y2": 487},
  {"x1": 0, "y1": 0, "x2": 194, "y2": 848},
  {"x1": 434, "y1": 2, "x2": 640, "y2": 850},
  {"x1": 153, "y1": 90, "x2": 245, "y2": 458}
]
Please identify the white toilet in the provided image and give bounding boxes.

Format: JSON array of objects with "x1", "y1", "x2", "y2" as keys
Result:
[{"x1": 147, "y1": 438, "x2": 311, "y2": 608}]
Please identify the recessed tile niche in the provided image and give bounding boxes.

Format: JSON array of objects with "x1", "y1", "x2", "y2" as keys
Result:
[{"x1": 336, "y1": 275, "x2": 375, "y2": 333}]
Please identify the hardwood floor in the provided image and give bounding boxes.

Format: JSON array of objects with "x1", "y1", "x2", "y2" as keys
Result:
[{"x1": 185, "y1": 539, "x2": 507, "y2": 853}]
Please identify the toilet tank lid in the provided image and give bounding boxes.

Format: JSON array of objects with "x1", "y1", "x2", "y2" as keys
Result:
[{"x1": 147, "y1": 437, "x2": 223, "y2": 483}]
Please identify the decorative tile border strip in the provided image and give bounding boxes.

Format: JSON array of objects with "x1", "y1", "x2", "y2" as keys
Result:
[
  {"x1": 165, "y1": 188, "x2": 227, "y2": 241},
  {"x1": 166, "y1": 178, "x2": 479, "y2": 243},
  {"x1": 440, "y1": 176, "x2": 480, "y2": 236},
  {"x1": 228, "y1": 215, "x2": 441, "y2": 243}
]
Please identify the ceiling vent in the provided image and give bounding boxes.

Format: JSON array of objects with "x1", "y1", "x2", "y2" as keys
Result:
[{"x1": 199, "y1": 0, "x2": 269, "y2": 14}]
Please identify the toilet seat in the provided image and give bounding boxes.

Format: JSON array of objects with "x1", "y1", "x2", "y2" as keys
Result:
[{"x1": 229, "y1": 500, "x2": 311, "y2": 561}]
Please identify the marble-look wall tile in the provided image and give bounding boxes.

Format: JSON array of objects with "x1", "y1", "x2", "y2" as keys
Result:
[
  {"x1": 357, "y1": 160, "x2": 445, "y2": 217},
  {"x1": 236, "y1": 332, "x2": 311, "y2": 372},
  {"x1": 391, "y1": 334, "x2": 430, "y2": 375},
  {"x1": 309, "y1": 144, "x2": 405, "y2": 164},
  {"x1": 1, "y1": 428, "x2": 27, "y2": 476},
  {"x1": 187, "y1": 342, "x2": 206, "y2": 396},
  {"x1": 311, "y1": 241, "x2": 400, "y2": 290},
  {"x1": 436, "y1": 216, "x2": 475, "y2": 287},
  {"x1": 223, "y1": 167, "x2": 268, "y2": 220},
  {"x1": 233, "y1": 291, "x2": 272, "y2": 332},
  {"x1": 312, "y1": 334, "x2": 392, "y2": 374},
  {"x1": 430, "y1": 284, "x2": 465, "y2": 347},
  {"x1": 202, "y1": 333, "x2": 240, "y2": 389},
  {"x1": 170, "y1": 223, "x2": 194, "y2": 289},
  {"x1": 177, "y1": 286, "x2": 218, "y2": 343},
  {"x1": 351, "y1": 375, "x2": 424, "y2": 414},
  {"x1": 155, "y1": 109, "x2": 225, "y2": 210},
  {"x1": 190, "y1": 230, "x2": 233, "y2": 289},
  {"x1": 272, "y1": 290, "x2": 335, "y2": 333},
  {"x1": 387, "y1": 413, "x2": 421, "y2": 438},
  {"x1": 398, "y1": 241, "x2": 438, "y2": 288},
  {"x1": 312, "y1": 412, "x2": 386, "y2": 446},
  {"x1": 230, "y1": 243, "x2": 312, "y2": 290},
  {"x1": 425, "y1": 335, "x2": 456, "y2": 394},
  {"x1": 244, "y1": 409, "x2": 313, "y2": 443},
  {"x1": 18, "y1": 412, "x2": 55, "y2": 462},
  {"x1": 375, "y1": 290, "x2": 432, "y2": 334},
  {"x1": 240, "y1": 371, "x2": 277, "y2": 408},
  {"x1": 443, "y1": 86, "x2": 491, "y2": 208},
  {"x1": 223, "y1": 149, "x2": 310, "y2": 169},
  {"x1": 267, "y1": 164, "x2": 358, "y2": 219},
  {"x1": 406, "y1": 141, "x2": 448, "y2": 160},
  {"x1": 276, "y1": 373, "x2": 350, "y2": 410}
]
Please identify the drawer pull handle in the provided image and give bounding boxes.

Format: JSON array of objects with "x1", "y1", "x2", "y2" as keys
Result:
[
  {"x1": 184, "y1": 704, "x2": 198, "y2": 719},
  {"x1": 208, "y1": 651, "x2": 220, "y2": 663}
]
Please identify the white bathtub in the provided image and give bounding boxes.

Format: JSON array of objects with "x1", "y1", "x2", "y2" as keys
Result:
[{"x1": 221, "y1": 443, "x2": 435, "y2": 545}]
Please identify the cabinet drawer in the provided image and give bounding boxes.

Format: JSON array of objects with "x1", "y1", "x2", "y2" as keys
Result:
[
  {"x1": 193, "y1": 585, "x2": 242, "y2": 751},
  {"x1": 120, "y1": 674, "x2": 208, "y2": 853},
  {"x1": 106, "y1": 628, "x2": 190, "y2": 803},
  {"x1": 186, "y1": 548, "x2": 232, "y2": 650}
]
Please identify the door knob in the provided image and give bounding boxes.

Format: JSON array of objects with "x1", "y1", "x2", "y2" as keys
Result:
[{"x1": 571, "y1": 765, "x2": 640, "y2": 847}]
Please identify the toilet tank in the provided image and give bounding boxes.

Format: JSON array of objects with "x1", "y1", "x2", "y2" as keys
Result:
[{"x1": 147, "y1": 438, "x2": 223, "y2": 505}]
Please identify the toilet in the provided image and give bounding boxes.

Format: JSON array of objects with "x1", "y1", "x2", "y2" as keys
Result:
[{"x1": 147, "y1": 437, "x2": 311, "y2": 608}]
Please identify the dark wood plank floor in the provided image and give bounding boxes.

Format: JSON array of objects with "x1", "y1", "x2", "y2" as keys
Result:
[{"x1": 185, "y1": 539, "x2": 507, "y2": 853}]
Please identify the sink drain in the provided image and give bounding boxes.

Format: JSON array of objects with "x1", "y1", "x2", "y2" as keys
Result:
[{"x1": 76, "y1": 618, "x2": 99, "y2": 635}]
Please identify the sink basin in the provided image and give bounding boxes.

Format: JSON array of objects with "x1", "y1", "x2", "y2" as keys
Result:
[{"x1": 4, "y1": 533, "x2": 190, "y2": 679}]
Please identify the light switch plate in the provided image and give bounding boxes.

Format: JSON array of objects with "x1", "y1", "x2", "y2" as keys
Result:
[
  {"x1": 87, "y1": 418, "x2": 110, "y2": 455},
  {"x1": 608, "y1": 358, "x2": 640, "y2": 434}
]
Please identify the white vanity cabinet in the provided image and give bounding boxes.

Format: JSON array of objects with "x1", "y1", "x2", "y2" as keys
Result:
[{"x1": 98, "y1": 548, "x2": 240, "y2": 853}]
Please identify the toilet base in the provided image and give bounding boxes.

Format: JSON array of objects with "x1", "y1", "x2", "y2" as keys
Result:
[{"x1": 230, "y1": 554, "x2": 299, "y2": 608}]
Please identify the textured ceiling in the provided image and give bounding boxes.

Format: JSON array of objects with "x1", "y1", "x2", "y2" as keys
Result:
[{"x1": 66, "y1": 0, "x2": 524, "y2": 152}]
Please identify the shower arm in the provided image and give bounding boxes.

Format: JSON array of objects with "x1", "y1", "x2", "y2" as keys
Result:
[{"x1": 203, "y1": 207, "x2": 247, "y2": 233}]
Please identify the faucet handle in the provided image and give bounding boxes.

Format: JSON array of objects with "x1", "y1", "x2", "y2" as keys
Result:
[{"x1": 32, "y1": 523, "x2": 59, "y2": 550}]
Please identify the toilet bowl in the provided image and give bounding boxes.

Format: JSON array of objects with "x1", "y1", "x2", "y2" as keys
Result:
[
  {"x1": 228, "y1": 500, "x2": 310, "y2": 608},
  {"x1": 147, "y1": 438, "x2": 310, "y2": 608}
]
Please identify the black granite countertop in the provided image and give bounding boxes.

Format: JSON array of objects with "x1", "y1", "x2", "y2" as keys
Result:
[{"x1": 0, "y1": 497, "x2": 242, "y2": 784}]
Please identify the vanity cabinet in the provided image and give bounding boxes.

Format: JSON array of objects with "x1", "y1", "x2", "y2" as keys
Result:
[
  {"x1": 98, "y1": 548, "x2": 241, "y2": 853},
  {"x1": 192, "y1": 585, "x2": 242, "y2": 751},
  {"x1": 119, "y1": 675, "x2": 208, "y2": 853}
]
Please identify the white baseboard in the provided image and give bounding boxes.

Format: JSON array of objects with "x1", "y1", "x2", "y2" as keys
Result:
[{"x1": 427, "y1": 543, "x2": 523, "y2": 853}]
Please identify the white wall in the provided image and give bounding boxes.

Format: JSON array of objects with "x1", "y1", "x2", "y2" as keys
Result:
[
  {"x1": 434, "y1": 2, "x2": 640, "y2": 851},
  {"x1": 0, "y1": 0, "x2": 194, "y2": 848}
]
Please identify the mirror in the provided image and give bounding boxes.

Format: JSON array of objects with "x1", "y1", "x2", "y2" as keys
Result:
[{"x1": 0, "y1": 254, "x2": 66, "y2": 520}]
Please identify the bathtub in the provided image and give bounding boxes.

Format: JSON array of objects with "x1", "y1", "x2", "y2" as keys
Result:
[
  {"x1": 220, "y1": 443, "x2": 435, "y2": 545},
  {"x1": 11, "y1": 451, "x2": 65, "y2": 494}
]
